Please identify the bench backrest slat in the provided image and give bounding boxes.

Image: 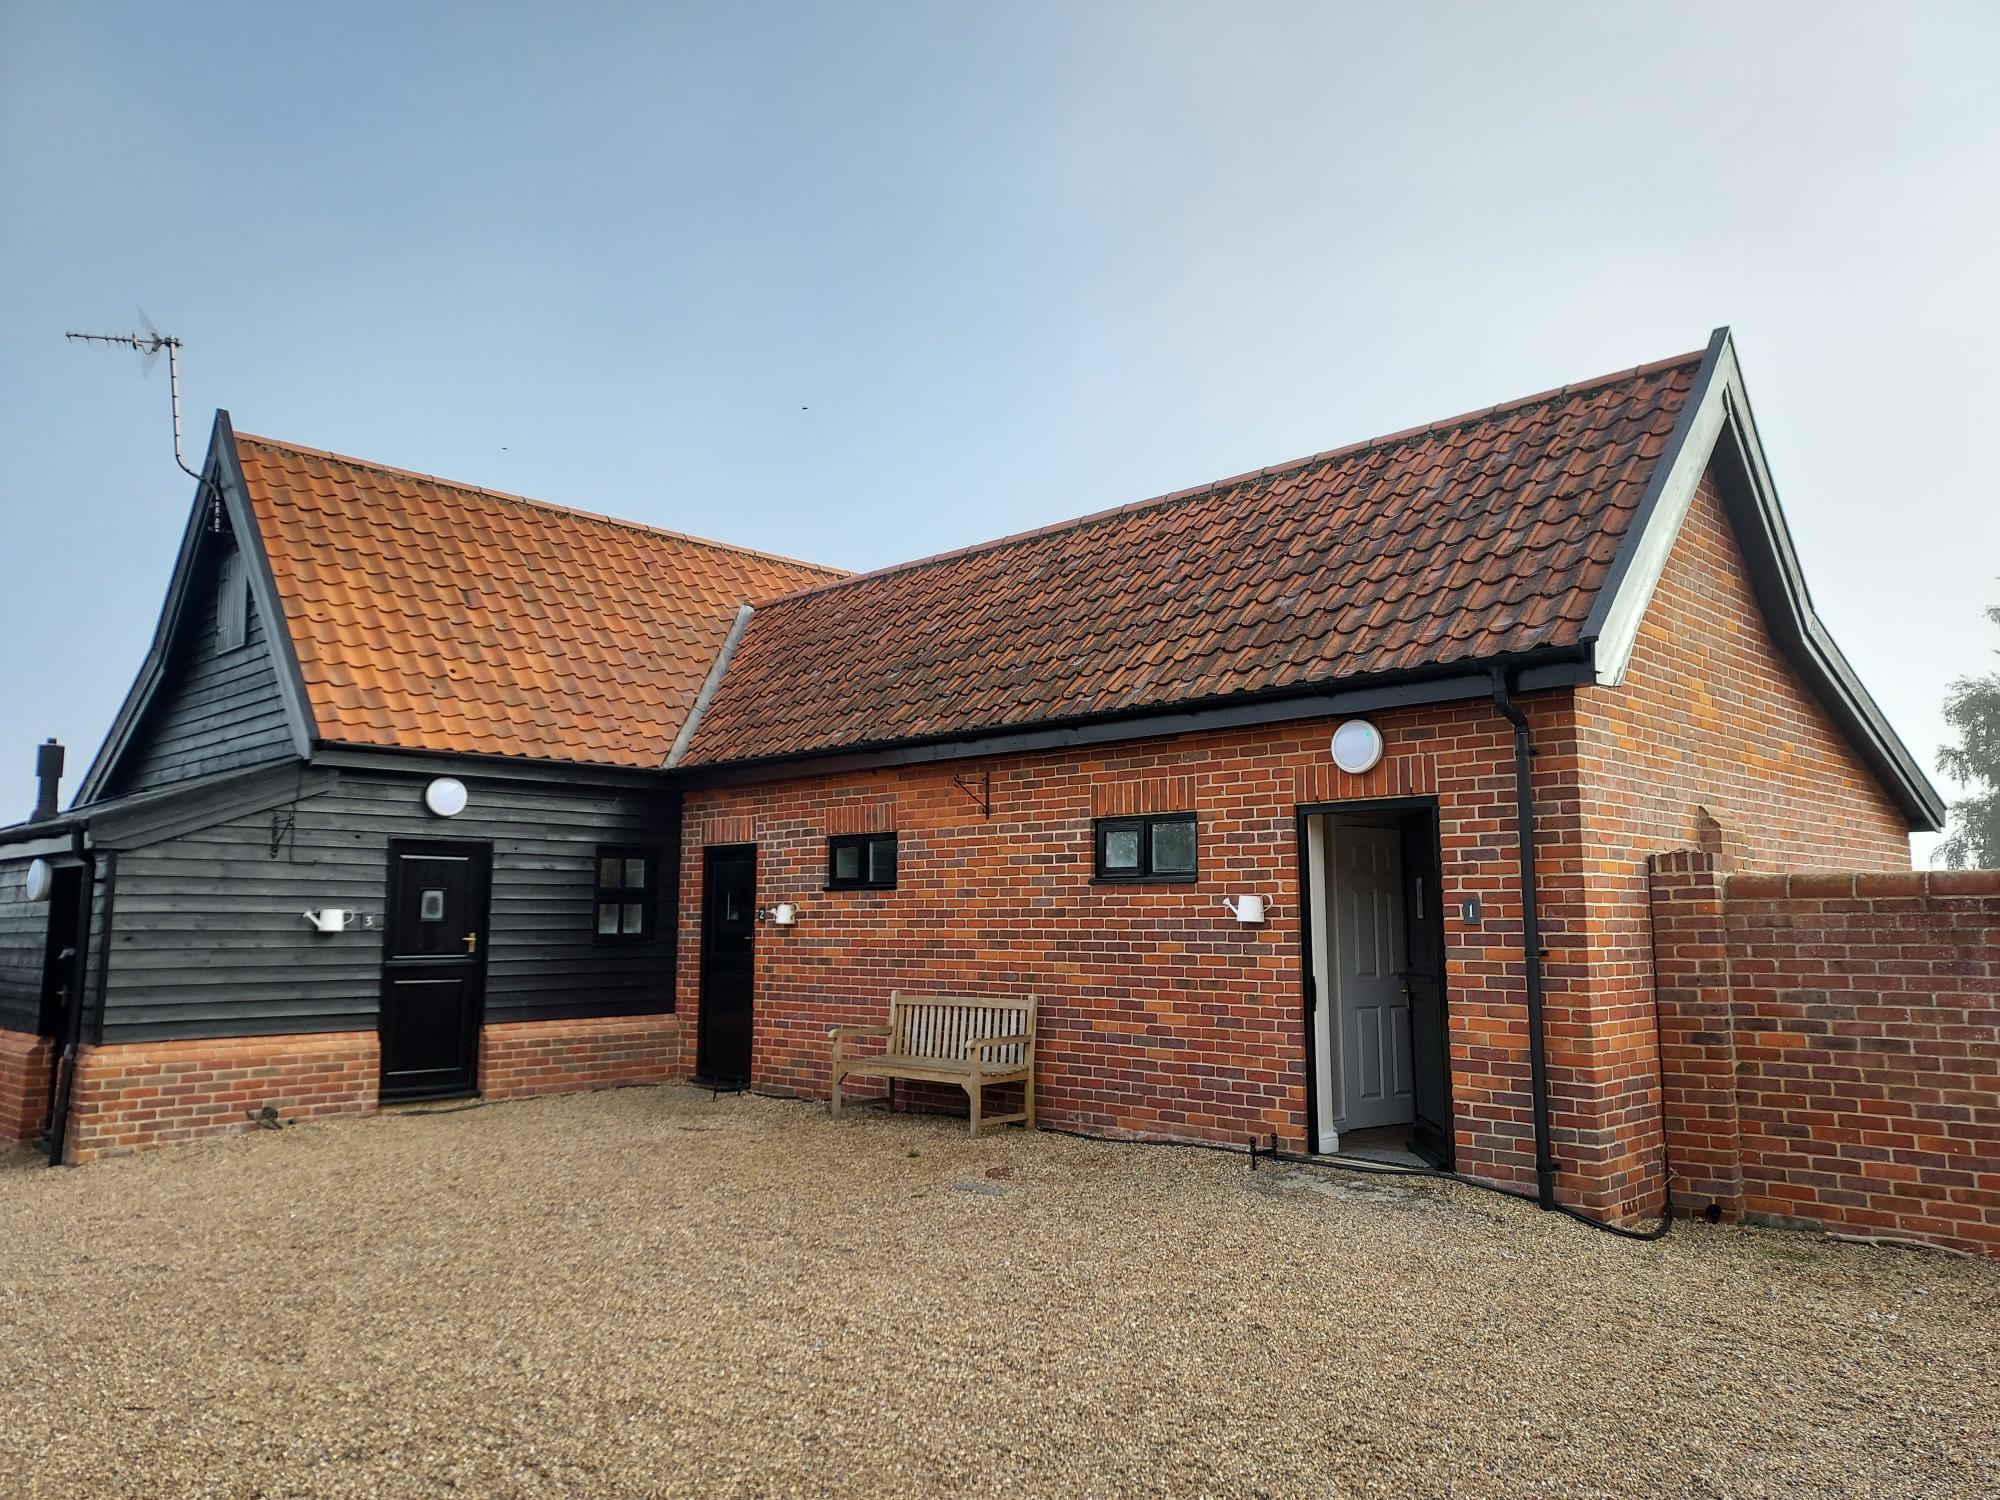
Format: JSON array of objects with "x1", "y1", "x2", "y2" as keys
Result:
[{"x1": 887, "y1": 991, "x2": 1035, "y2": 1067}]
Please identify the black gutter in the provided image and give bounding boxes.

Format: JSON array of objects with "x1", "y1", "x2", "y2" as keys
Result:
[
  {"x1": 676, "y1": 645, "x2": 1595, "y2": 789},
  {"x1": 1489, "y1": 666, "x2": 1558, "y2": 1211}
]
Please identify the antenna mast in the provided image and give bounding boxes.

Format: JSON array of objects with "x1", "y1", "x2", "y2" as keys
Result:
[{"x1": 65, "y1": 318, "x2": 223, "y2": 531}]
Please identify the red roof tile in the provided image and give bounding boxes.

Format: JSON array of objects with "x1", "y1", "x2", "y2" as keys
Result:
[
  {"x1": 683, "y1": 353, "x2": 1702, "y2": 765},
  {"x1": 233, "y1": 436, "x2": 843, "y2": 767}
]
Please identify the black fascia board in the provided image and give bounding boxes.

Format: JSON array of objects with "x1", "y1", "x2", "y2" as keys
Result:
[
  {"x1": 1705, "y1": 410, "x2": 1946, "y2": 830},
  {"x1": 668, "y1": 646, "x2": 1595, "y2": 790},
  {"x1": 214, "y1": 411, "x2": 319, "y2": 760},
  {"x1": 309, "y1": 743, "x2": 673, "y2": 793}
]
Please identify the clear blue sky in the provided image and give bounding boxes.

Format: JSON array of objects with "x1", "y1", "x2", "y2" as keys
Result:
[{"x1": 4, "y1": 2, "x2": 1996, "y2": 858}]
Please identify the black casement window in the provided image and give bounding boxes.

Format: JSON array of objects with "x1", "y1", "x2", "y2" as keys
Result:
[
  {"x1": 1094, "y1": 812, "x2": 1198, "y2": 882},
  {"x1": 827, "y1": 832, "x2": 897, "y2": 890},
  {"x1": 595, "y1": 847, "x2": 657, "y2": 941}
]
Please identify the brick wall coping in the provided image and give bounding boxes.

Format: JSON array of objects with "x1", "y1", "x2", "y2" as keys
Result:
[
  {"x1": 1724, "y1": 869, "x2": 2000, "y2": 900},
  {"x1": 482, "y1": 1014, "x2": 678, "y2": 1038}
]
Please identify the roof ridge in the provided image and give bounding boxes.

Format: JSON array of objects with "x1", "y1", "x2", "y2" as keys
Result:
[
  {"x1": 748, "y1": 346, "x2": 1706, "y2": 609},
  {"x1": 233, "y1": 431, "x2": 847, "y2": 580}
]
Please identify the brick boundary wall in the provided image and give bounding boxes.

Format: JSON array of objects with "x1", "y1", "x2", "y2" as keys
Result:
[
  {"x1": 1649, "y1": 851, "x2": 2000, "y2": 1256},
  {"x1": 479, "y1": 1014, "x2": 684, "y2": 1100},
  {"x1": 64, "y1": 1031, "x2": 380, "y2": 1164},
  {"x1": 0, "y1": 1028, "x2": 53, "y2": 1142}
]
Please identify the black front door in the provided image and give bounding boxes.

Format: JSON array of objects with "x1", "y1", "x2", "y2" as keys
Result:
[
  {"x1": 696, "y1": 844, "x2": 755, "y2": 1084},
  {"x1": 1399, "y1": 810, "x2": 1452, "y2": 1167},
  {"x1": 381, "y1": 839, "x2": 491, "y2": 1101}
]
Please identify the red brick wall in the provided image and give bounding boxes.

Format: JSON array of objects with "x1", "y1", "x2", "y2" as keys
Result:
[
  {"x1": 1565, "y1": 472, "x2": 1917, "y2": 1214},
  {"x1": 64, "y1": 1031, "x2": 379, "y2": 1164},
  {"x1": 1575, "y1": 476, "x2": 1914, "y2": 874},
  {"x1": 1650, "y1": 852, "x2": 2000, "y2": 1257},
  {"x1": 678, "y1": 694, "x2": 1657, "y2": 1207},
  {"x1": 480, "y1": 1014, "x2": 684, "y2": 1100},
  {"x1": 0, "y1": 1028, "x2": 53, "y2": 1142}
]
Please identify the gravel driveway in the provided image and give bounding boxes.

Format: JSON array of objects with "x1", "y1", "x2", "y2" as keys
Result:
[{"x1": 1, "y1": 1085, "x2": 1994, "y2": 1499}]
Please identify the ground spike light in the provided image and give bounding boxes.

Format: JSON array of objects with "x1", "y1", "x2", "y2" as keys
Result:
[{"x1": 65, "y1": 314, "x2": 224, "y2": 532}]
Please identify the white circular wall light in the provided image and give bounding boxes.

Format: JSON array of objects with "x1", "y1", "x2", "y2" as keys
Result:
[
  {"x1": 24, "y1": 858, "x2": 54, "y2": 903},
  {"x1": 424, "y1": 777, "x2": 469, "y2": 818},
  {"x1": 1330, "y1": 719, "x2": 1385, "y2": 775}
]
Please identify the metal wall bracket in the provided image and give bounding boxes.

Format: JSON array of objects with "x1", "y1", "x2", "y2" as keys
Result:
[{"x1": 951, "y1": 769, "x2": 991, "y2": 818}]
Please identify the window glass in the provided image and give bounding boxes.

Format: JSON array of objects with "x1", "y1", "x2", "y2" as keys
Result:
[
  {"x1": 1095, "y1": 813, "x2": 1197, "y2": 880},
  {"x1": 868, "y1": 838, "x2": 897, "y2": 885},
  {"x1": 419, "y1": 889, "x2": 446, "y2": 922},
  {"x1": 1103, "y1": 827, "x2": 1141, "y2": 870},
  {"x1": 829, "y1": 833, "x2": 897, "y2": 889},
  {"x1": 1151, "y1": 818, "x2": 1196, "y2": 874},
  {"x1": 594, "y1": 846, "x2": 656, "y2": 940}
]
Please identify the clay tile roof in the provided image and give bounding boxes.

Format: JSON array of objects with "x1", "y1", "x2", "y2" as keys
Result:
[
  {"x1": 682, "y1": 351, "x2": 1703, "y2": 766},
  {"x1": 232, "y1": 435, "x2": 843, "y2": 767}
]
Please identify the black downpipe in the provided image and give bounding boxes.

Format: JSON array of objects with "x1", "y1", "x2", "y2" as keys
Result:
[
  {"x1": 44, "y1": 828, "x2": 95, "y2": 1167},
  {"x1": 1490, "y1": 667, "x2": 1558, "y2": 1211}
]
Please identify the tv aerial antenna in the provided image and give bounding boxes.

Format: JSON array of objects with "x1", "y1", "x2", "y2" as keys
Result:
[{"x1": 66, "y1": 311, "x2": 224, "y2": 531}]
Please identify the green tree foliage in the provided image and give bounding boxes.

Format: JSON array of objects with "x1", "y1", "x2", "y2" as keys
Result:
[{"x1": 1936, "y1": 596, "x2": 2000, "y2": 868}]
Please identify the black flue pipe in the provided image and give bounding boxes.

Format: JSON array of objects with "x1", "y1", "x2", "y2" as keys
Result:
[
  {"x1": 1490, "y1": 668, "x2": 1557, "y2": 1211},
  {"x1": 33, "y1": 739, "x2": 63, "y2": 823}
]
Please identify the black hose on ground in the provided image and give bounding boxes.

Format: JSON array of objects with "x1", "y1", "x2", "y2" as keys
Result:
[{"x1": 1035, "y1": 1120, "x2": 1671, "y2": 1242}]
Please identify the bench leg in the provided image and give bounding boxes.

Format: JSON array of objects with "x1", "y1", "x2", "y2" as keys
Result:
[
  {"x1": 830, "y1": 1063, "x2": 843, "y2": 1119},
  {"x1": 1023, "y1": 1073, "x2": 1036, "y2": 1131},
  {"x1": 967, "y1": 1079, "x2": 982, "y2": 1138}
]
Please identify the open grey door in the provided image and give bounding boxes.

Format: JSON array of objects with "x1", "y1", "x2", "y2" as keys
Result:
[{"x1": 1334, "y1": 824, "x2": 1414, "y2": 1131}]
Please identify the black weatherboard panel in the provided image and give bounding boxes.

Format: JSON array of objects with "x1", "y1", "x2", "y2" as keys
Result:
[
  {"x1": 101, "y1": 536, "x2": 296, "y2": 798},
  {"x1": 93, "y1": 763, "x2": 681, "y2": 1044}
]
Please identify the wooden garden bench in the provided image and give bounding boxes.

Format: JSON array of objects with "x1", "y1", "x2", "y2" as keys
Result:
[{"x1": 829, "y1": 991, "x2": 1038, "y2": 1137}]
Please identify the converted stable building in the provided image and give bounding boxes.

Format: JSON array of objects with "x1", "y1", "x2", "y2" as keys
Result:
[{"x1": 0, "y1": 330, "x2": 1956, "y2": 1235}]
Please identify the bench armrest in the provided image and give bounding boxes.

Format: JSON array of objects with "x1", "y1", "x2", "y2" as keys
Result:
[
  {"x1": 964, "y1": 1033, "x2": 1031, "y2": 1053},
  {"x1": 829, "y1": 1024, "x2": 892, "y2": 1042}
]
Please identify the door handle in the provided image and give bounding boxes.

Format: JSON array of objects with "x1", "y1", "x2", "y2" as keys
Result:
[{"x1": 463, "y1": 933, "x2": 479, "y2": 954}]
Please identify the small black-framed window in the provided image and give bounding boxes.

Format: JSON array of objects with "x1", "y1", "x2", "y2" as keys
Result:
[
  {"x1": 594, "y1": 847, "x2": 657, "y2": 942},
  {"x1": 1094, "y1": 812, "x2": 1198, "y2": 882},
  {"x1": 827, "y1": 832, "x2": 897, "y2": 890},
  {"x1": 216, "y1": 550, "x2": 249, "y2": 653}
]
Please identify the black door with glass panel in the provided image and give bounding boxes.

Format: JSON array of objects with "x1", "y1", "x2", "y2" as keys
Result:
[
  {"x1": 696, "y1": 844, "x2": 755, "y2": 1085},
  {"x1": 380, "y1": 839, "x2": 491, "y2": 1101}
]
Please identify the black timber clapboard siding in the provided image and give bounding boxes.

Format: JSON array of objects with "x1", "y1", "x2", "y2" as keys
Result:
[
  {"x1": 96, "y1": 764, "x2": 681, "y2": 1044},
  {"x1": 103, "y1": 535, "x2": 295, "y2": 799},
  {"x1": 0, "y1": 855, "x2": 47, "y2": 1033}
]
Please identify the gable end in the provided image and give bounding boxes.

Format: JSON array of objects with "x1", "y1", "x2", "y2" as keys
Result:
[
  {"x1": 77, "y1": 415, "x2": 316, "y2": 804},
  {"x1": 1582, "y1": 329, "x2": 1944, "y2": 830}
]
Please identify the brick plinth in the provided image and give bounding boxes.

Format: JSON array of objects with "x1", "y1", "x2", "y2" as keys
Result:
[
  {"x1": 64, "y1": 1031, "x2": 379, "y2": 1164},
  {"x1": 0, "y1": 1029, "x2": 54, "y2": 1142},
  {"x1": 1651, "y1": 853, "x2": 2000, "y2": 1257},
  {"x1": 479, "y1": 1014, "x2": 683, "y2": 1100}
]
